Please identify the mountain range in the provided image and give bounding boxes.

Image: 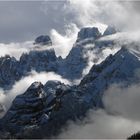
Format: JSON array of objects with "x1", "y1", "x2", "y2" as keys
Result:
[{"x1": 0, "y1": 25, "x2": 139, "y2": 138}]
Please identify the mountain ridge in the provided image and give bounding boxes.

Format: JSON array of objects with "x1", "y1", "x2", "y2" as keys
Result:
[{"x1": 1, "y1": 45, "x2": 140, "y2": 138}]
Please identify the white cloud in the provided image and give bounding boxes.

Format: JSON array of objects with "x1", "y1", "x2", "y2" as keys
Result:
[
  {"x1": 50, "y1": 23, "x2": 79, "y2": 58},
  {"x1": 58, "y1": 109, "x2": 140, "y2": 139},
  {"x1": 57, "y1": 81, "x2": 140, "y2": 139},
  {"x1": 0, "y1": 41, "x2": 33, "y2": 60},
  {"x1": 66, "y1": 0, "x2": 140, "y2": 32},
  {"x1": 103, "y1": 83, "x2": 140, "y2": 121},
  {"x1": 82, "y1": 42, "x2": 119, "y2": 77},
  {"x1": 0, "y1": 1, "x2": 140, "y2": 138}
]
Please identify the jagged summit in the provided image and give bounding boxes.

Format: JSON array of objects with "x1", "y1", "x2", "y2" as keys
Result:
[
  {"x1": 0, "y1": 48, "x2": 58, "y2": 89},
  {"x1": 81, "y1": 46, "x2": 140, "y2": 84},
  {"x1": 28, "y1": 82, "x2": 43, "y2": 90},
  {"x1": 34, "y1": 35, "x2": 52, "y2": 46},
  {"x1": 0, "y1": 25, "x2": 120, "y2": 89},
  {"x1": 76, "y1": 27, "x2": 101, "y2": 42},
  {"x1": 59, "y1": 26, "x2": 118, "y2": 80},
  {"x1": 25, "y1": 82, "x2": 44, "y2": 97},
  {"x1": 80, "y1": 46, "x2": 140, "y2": 89},
  {"x1": 1, "y1": 46, "x2": 140, "y2": 138},
  {"x1": 19, "y1": 48, "x2": 57, "y2": 74},
  {"x1": 1, "y1": 80, "x2": 71, "y2": 138},
  {"x1": 77, "y1": 47, "x2": 140, "y2": 107}
]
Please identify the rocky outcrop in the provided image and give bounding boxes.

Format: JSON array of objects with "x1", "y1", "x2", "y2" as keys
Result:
[
  {"x1": 0, "y1": 55, "x2": 20, "y2": 89},
  {"x1": 34, "y1": 35, "x2": 52, "y2": 46},
  {"x1": 59, "y1": 27, "x2": 117, "y2": 80},
  {"x1": 1, "y1": 80, "x2": 70, "y2": 138},
  {"x1": 76, "y1": 27, "x2": 101, "y2": 42},
  {"x1": 19, "y1": 49, "x2": 57, "y2": 74},
  {"x1": 0, "y1": 48, "x2": 57, "y2": 89},
  {"x1": 79, "y1": 47, "x2": 140, "y2": 107}
]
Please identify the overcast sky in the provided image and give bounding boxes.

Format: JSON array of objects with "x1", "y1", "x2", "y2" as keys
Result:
[
  {"x1": 0, "y1": 1, "x2": 69, "y2": 43},
  {"x1": 0, "y1": 0, "x2": 140, "y2": 43}
]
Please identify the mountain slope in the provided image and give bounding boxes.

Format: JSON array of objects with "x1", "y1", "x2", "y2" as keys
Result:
[
  {"x1": 58, "y1": 26, "x2": 118, "y2": 80},
  {"x1": 0, "y1": 48, "x2": 58, "y2": 89},
  {"x1": 1, "y1": 46, "x2": 140, "y2": 138},
  {"x1": 79, "y1": 47, "x2": 140, "y2": 106}
]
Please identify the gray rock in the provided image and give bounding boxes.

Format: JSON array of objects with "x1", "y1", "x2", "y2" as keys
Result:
[
  {"x1": 76, "y1": 27, "x2": 101, "y2": 42},
  {"x1": 0, "y1": 48, "x2": 57, "y2": 90},
  {"x1": 0, "y1": 55, "x2": 20, "y2": 89},
  {"x1": 19, "y1": 48, "x2": 57, "y2": 74},
  {"x1": 34, "y1": 35, "x2": 52, "y2": 46},
  {"x1": 1, "y1": 80, "x2": 71, "y2": 137},
  {"x1": 0, "y1": 26, "x2": 116, "y2": 90},
  {"x1": 79, "y1": 47, "x2": 140, "y2": 107}
]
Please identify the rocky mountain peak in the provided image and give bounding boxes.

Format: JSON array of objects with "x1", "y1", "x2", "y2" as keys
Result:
[
  {"x1": 28, "y1": 81, "x2": 43, "y2": 89},
  {"x1": 34, "y1": 35, "x2": 52, "y2": 46},
  {"x1": 76, "y1": 27, "x2": 101, "y2": 42},
  {"x1": 1, "y1": 80, "x2": 71, "y2": 137},
  {"x1": 25, "y1": 82, "x2": 44, "y2": 97},
  {"x1": 80, "y1": 46, "x2": 140, "y2": 87}
]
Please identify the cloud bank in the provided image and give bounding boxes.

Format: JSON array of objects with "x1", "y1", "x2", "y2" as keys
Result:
[
  {"x1": 66, "y1": 0, "x2": 140, "y2": 32},
  {"x1": 58, "y1": 109, "x2": 140, "y2": 139},
  {"x1": 57, "y1": 82, "x2": 140, "y2": 139},
  {"x1": 0, "y1": 41, "x2": 34, "y2": 60}
]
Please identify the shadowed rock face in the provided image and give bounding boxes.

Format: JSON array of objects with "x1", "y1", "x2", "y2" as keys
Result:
[
  {"x1": 103, "y1": 25, "x2": 117, "y2": 36},
  {"x1": 76, "y1": 27, "x2": 101, "y2": 42},
  {"x1": 19, "y1": 49, "x2": 57, "y2": 74},
  {"x1": 0, "y1": 48, "x2": 57, "y2": 90},
  {"x1": 79, "y1": 47, "x2": 140, "y2": 108},
  {"x1": 1, "y1": 80, "x2": 71, "y2": 137},
  {"x1": 0, "y1": 55, "x2": 20, "y2": 89},
  {"x1": 58, "y1": 26, "x2": 116, "y2": 80},
  {"x1": 0, "y1": 25, "x2": 139, "y2": 138},
  {"x1": 2, "y1": 46, "x2": 140, "y2": 138},
  {"x1": 3, "y1": 82, "x2": 47, "y2": 127},
  {"x1": 0, "y1": 26, "x2": 117, "y2": 89},
  {"x1": 34, "y1": 35, "x2": 52, "y2": 46}
]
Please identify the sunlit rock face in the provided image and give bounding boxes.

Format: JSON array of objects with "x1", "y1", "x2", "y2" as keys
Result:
[{"x1": 34, "y1": 35, "x2": 52, "y2": 46}]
